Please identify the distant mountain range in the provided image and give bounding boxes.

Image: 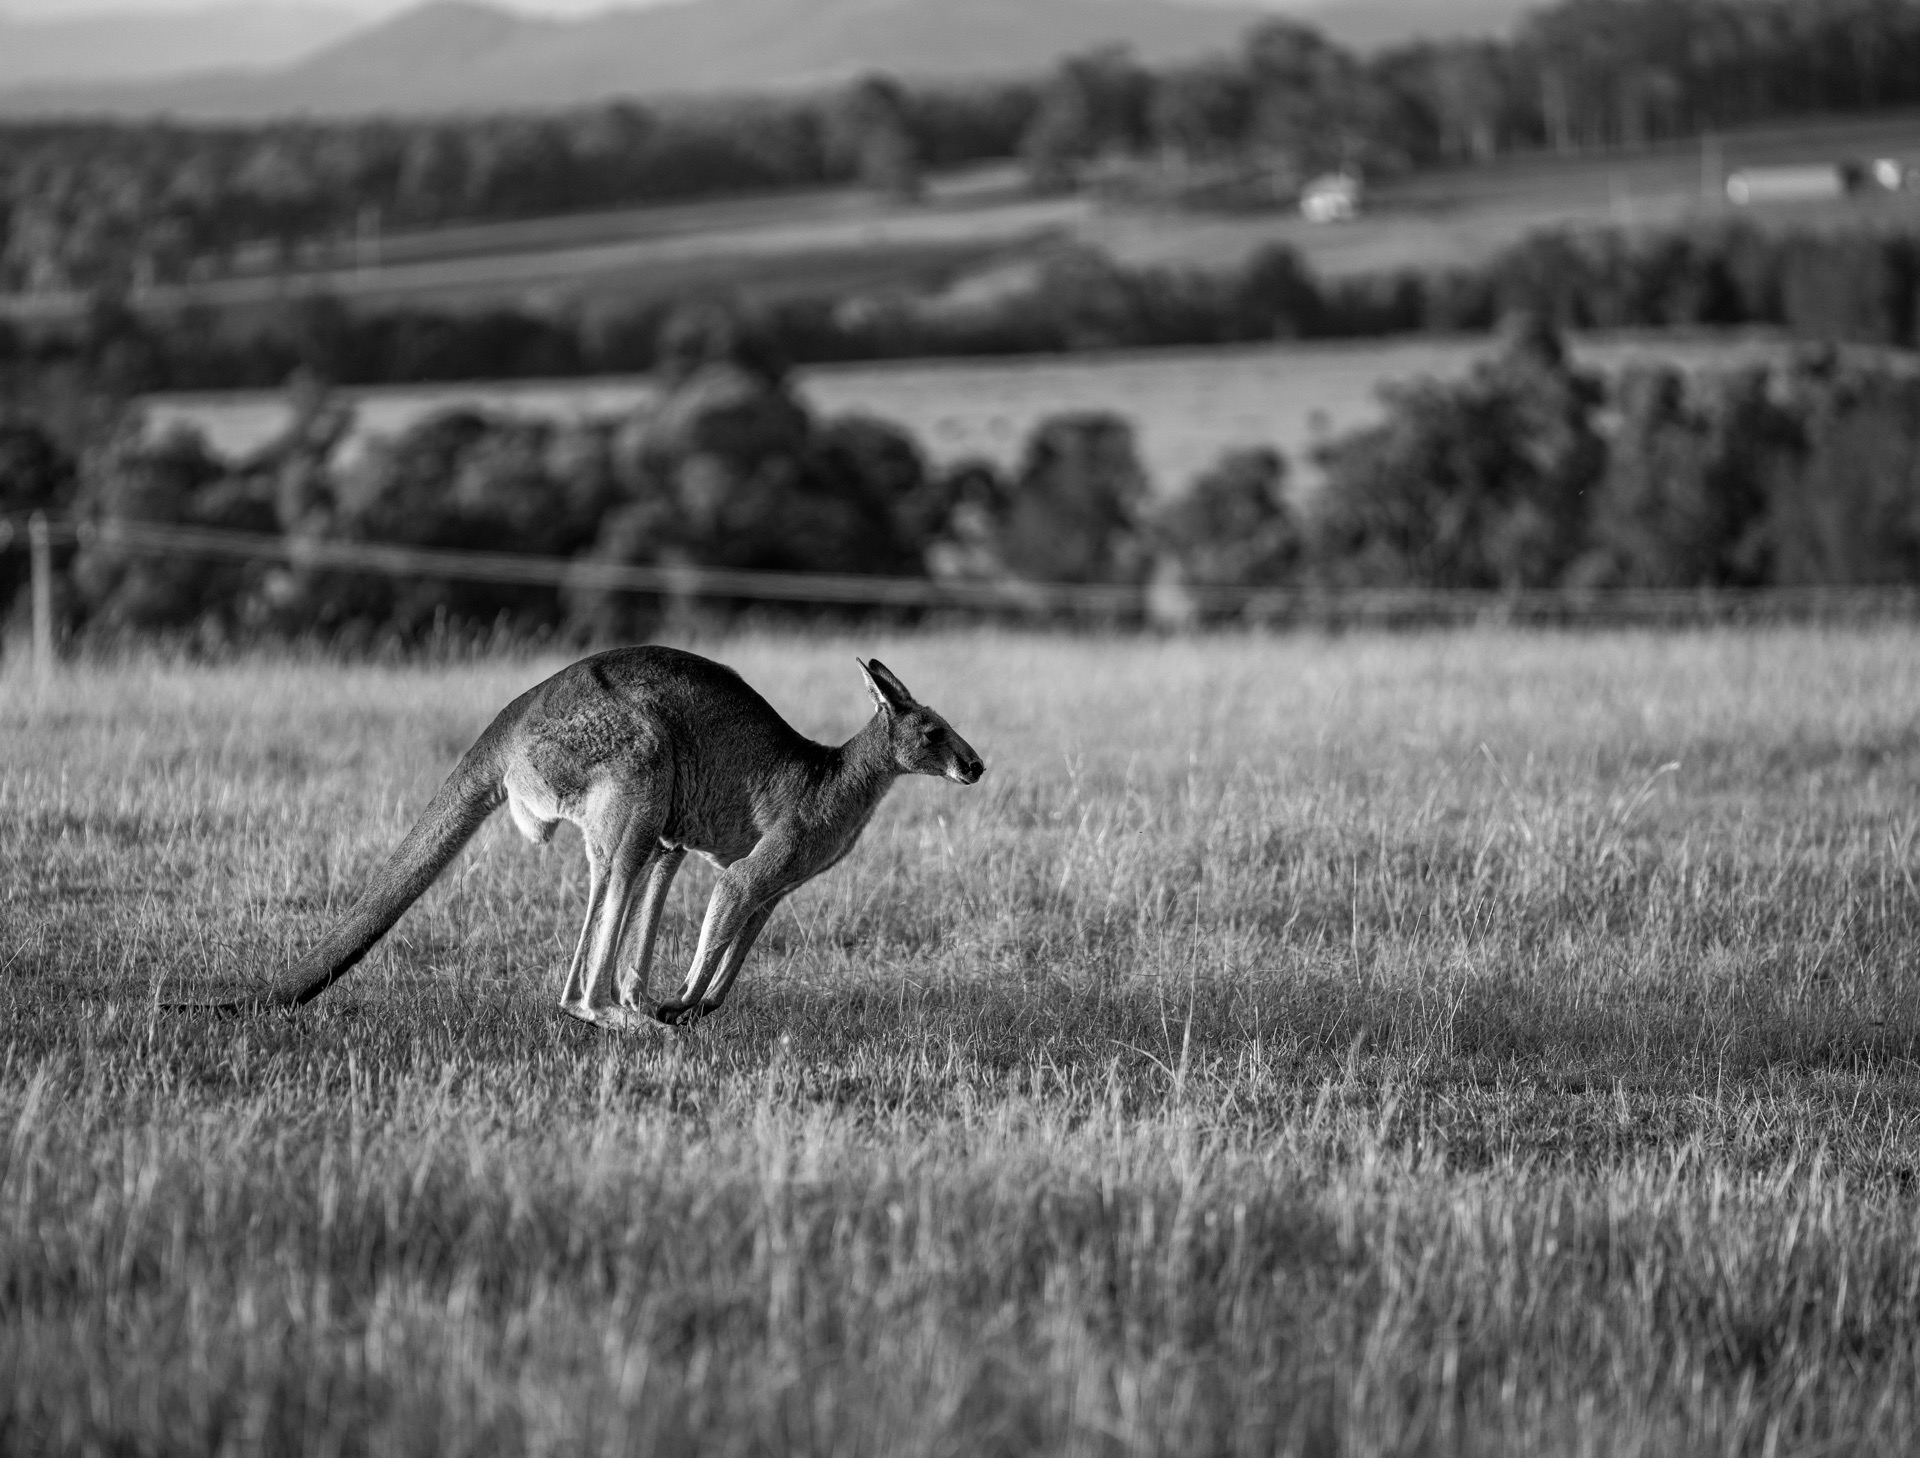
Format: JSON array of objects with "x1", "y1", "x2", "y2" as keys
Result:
[
  {"x1": 0, "y1": 0, "x2": 1538, "y2": 119},
  {"x1": 0, "y1": 4, "x2": 365, "y2": 91}
]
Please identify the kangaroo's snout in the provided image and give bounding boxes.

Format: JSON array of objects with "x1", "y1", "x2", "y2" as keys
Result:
[{"x1": 946, "y1": 747, "x2": 986, "y2": 785}]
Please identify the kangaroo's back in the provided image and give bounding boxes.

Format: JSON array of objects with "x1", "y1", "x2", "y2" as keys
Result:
[
  {"x1": 585, "y1": 646, "x2": 808, "y2": 747},
  {"x1": 530, "y1": 643, "x2": 819, "y2": 774},
  {"x1": 508, "y1": 646, "x2": 830, "y2": 856}
]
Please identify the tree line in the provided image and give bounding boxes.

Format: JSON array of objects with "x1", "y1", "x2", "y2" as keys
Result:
[
  {"x1": 4, "y1": 218, "x2": 1914, "y2": 411},
  {"x1": 8, "y1": 0, "x2": 1920, "y2": 295},
  {"x1": 1029, "y1": 0, "x2": 1920, "y2": 187},
  {"x1": 7, "y1": 309, "x2": 1920, "y2": 647},
  {"x1": 0, "y1": 83, "x2": 1035, "y2": 296}
]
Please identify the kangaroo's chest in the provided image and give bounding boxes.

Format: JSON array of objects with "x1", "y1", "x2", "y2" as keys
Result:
[
  {"x1": 786, "y1": 800, "x2": 882, "y2": 879},
  {"x1": 660, "y1": 770, "x2": 790, "y2": 866},
  {"x1": 672, "y1": 787, "x2": 880, "y2": 880},
  {"x1": 662, "y1": 802, "x2": 764, "y2": 867}
]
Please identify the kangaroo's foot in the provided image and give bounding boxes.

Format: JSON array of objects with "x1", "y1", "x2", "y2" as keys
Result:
[
  {"x1": 597, "y1": 1005, "x2": 668, "y2": 1033},
  {"x1": 560, "y1": 1002, "x2": 666, "y2": 1033},
  {"x1": 654, "y1": 999, "x2": 710, "y2": 1027}
]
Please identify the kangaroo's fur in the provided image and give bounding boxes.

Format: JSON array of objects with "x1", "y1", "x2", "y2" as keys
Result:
[{"x1": 251, "y1": 646, "x2": 984, "y2": 1027}]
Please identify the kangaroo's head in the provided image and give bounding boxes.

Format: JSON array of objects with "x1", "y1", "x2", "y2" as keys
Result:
[{"x1": 859, "y1": 658, "x2": 985, "y2": 785}]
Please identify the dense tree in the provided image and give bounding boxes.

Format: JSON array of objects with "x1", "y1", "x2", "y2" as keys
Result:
[
  {"x1": 1778, "y1": 235, "x2": 1919, "y2": 347},
  {"x1": 1239, "y1": 21, "x2": 1378, "y2": 182},
  {"x1": 1372, "y1": 41, "x2": 1533, "y2": 164},
  {"x1": 1765, "y1": 354, "x2": 1920, "y2": 584},
  {"x1": 998, "y1": 412, "x2": 1151, "y2": 585},
  {"x1": 1512, "y1": 0, "x2": 1920, "y2": 150},
  {"x1": 67, "y1": 423, "x2": 277, "y2": 634},
  {"x1": 829, "y1": 76, "x2": 926, "y2": 200},
  {"x1": 1309, "y1": 313, "x2": 1605, "y2": 590},
  {"x1": 1147, "y1": 62, "x2": 1254, "y2": 163},
  {"x1": 1147, "y1": 446, "x2": 1301, "y2": 589},
  {"x1": 1019, "y1": 46, "x2": 1154, "y2": 188},
  {"x1": 1568, "y1": 364, "x2": 1786, "y2": 586}
]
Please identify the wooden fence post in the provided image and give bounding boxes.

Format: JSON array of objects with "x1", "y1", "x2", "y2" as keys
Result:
[{"x1": 28, "y1": 510, "x2": 53, "y2": 683}]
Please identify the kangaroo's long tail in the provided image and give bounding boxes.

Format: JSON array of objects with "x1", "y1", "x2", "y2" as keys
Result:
[{"x1": 249, "y1": 696, "x2": 527, "y2": 1010}]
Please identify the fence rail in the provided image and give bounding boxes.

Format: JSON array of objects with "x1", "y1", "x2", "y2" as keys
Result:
[
  {"x1": 8, "y1": 512, "x2": 1920, "y2": 681},
  {"x1": 7, "y1": 514, "x2": 1148, "y2": 614}
]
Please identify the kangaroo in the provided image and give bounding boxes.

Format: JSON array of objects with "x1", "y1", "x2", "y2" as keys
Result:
[{"x1": 251, "y1": 647, "x2": 984, "y2": 1027}]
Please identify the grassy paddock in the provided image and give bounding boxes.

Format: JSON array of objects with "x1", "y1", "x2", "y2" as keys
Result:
[{"x1": 6, "y1": 628, "x2": 1920, "y2": 1455}]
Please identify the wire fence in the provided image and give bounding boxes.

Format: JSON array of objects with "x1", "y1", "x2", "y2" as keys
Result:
[
  {"x1": 3, "y1": 514, "x2": 1146, "y2": 614},
  {"x1": 7, "y1": 511, "x2": 1920, "y2": 682}
]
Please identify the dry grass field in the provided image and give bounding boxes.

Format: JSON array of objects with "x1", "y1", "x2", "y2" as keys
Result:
[{"x1": 7, "y1": 627, "x2": 1920, "y2": 1455}]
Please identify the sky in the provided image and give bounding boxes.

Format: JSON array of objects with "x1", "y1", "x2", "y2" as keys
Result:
[
  {"x1": 4, "y1": 0, "x2": 1306, "y2": 18},
  {"x1": 0, "y1": 0, "x2": 673, "y2": 17},
  {"x1": 0, "y1": 0, "x2": 1315, "y2": 20}
]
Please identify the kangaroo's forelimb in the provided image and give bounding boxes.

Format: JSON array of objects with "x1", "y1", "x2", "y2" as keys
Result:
[{"x1": 656, "y1": 893, "x2": 786, "y2": 1025}]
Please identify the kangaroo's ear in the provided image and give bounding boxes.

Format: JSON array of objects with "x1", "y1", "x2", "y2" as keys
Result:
[{"x1": 859, "y1": 658, "x2": 915, "y2": 716}]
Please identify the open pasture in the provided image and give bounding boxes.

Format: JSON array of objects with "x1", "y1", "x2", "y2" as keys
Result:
[
  {"x1": 0, "y1": 178, "x2": 1085, "y2": 329},
  {"x1": 7, "y1": 627, "x2": 1920, "y2": 1453}
]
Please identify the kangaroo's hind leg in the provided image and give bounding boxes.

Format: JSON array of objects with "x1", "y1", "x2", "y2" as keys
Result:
[
  {"x1": 616, "y1": 845, "x2": 686, "y2": 1010},
  {"x1": 570, "y1": 837, "x2": 662, "y2": 1030},
  {"x1": 561, "y1": 787, "x2": 666, "y2": 1031},
  {"x1": 558, "y1": 840, "x2": 611, "y2": 1010}
]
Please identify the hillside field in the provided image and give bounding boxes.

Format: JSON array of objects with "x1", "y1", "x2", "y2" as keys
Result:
[
  {"x1": 1099, "y1": 108, "x2": 1920, "y2": 280},
  {"x1": 7, "y1": 627, "x2": 1920, "y2": 1453},
  {"x1": 2, "y1": 172, "x2": 1083, "y2": 328},
  {"x1": 11, "y1": 110, "x2": 1920, "y2": 330}
]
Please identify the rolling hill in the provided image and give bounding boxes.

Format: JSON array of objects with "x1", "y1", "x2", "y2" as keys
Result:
[{"x1": 0, "y1": 4, "x2": 362, "y2": 91}]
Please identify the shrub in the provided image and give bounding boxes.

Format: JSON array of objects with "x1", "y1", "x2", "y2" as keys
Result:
[
  {"x1": 567, "y1": 310, "x2": 933, "y2": 638},
  {"x1": 1232, "y1": 246, "x2": 1323, "y2": 339},
  {"x1": 921, "y1": 459, "x2": 1019, "y2": 584},
  {"x1": 1309, "y1": 314, "x2": 1603, "y2": 589},
  {"x1": 1762, "y1": 354, "x2": 1920, "y2": 585},
  {"x1": 68, "y1": 424, "x2": 276, "y2": 635},
  {"x1": 0, "y1": 421, "x2": 76, "y2": 619},
  {"x1": 1568, "y1": 364, "x2": 1790, "y2": 588},
  {"x1": 1148, "y1": 447, "x2": 1301, "y2": 589},
  {"x1": 1778, "y1": 235, "x2": 1918, "y2": 347},
  {"x1": 998, "y1": 412, "x2": 1151, "y2": 585}
]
